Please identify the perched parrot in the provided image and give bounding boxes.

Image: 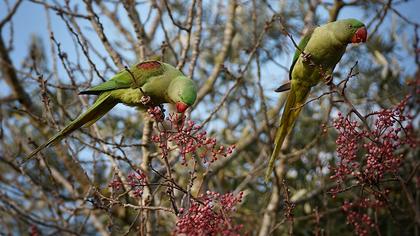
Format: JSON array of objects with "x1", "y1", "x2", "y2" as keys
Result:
[
  {"x1": 266, "y1": 19, "x2": 367, "y2": 181},
  {"x1": 22, "y1": 60, "x2": 197, "y2": 164}
]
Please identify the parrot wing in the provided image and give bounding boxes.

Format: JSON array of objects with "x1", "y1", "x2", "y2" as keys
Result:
[
  {"x1": 274, "y1": 29, "x2": 314, "y2": 93},
  {"x1": 79, "y1": 70, "x2": 133, "y2": 95},
  {"x1": 80, "y1": 61, "x2": 166, "y2": 95},
  {"x1": 80, "y1": 71, "x2": 132, "y2": 95},
  {"x1": 288, "y1": 28, "x2": 314, "y2": 80}
]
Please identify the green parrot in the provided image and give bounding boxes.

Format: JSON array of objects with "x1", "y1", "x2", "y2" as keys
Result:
[
  {"x1": 22, "y1": 60, "x2": 197, "y2": 164},
  {"x1": 266, "y1": 19, "x2": 367, "y2": 180}
]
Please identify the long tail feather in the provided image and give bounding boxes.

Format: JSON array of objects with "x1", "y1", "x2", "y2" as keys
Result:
[
  {"x1": 265, "y1": 85, "x2": 311, "y2": 181},
  {"x1": 21, "y1": 93, "x2": 117, "y2": 165}
]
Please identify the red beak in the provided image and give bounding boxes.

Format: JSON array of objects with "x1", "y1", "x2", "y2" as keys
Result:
[
  {"x1": 351, "y1": 27, "x2": 367, "y2": 43},
  {"x1": 176, "y1": 102, "x2": 189, "y2": 113}
]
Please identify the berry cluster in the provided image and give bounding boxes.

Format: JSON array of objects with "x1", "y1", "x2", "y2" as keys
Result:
[
  {"x1": 127, "y1": 170, "x2": 147, "y2": 197},
  {"x1": 148, "y1": 108, "x2": 235, "y2": 165},
  {"x1": 174, "y1": 191, "x2": 244, "y2": 236},
  {"x1": 147, "y1": 106, "x2": 165, "y2": 122},
  {"x1": 108, "y1": 170, "x2": 147, "y2": 198},
  {"x1": 341, "y1": 200, "x2": 374, "y2": 236},
  {"x1": 330, "y1": 97, "x2": 415, "y2": 235},
  {"x1": 341, "y1": 196, "x2": 388, "y2": 236},
  {"x1": 108, "y1": 178, "x2": 122, "y2": 190},
  {"x1": 331, "y1": 97, "x2": 415, "y2": 188}
]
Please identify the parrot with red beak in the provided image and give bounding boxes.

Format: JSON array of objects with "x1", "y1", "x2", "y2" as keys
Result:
[
  {"x1": 22, "y1": 60, "x2": 197, "y2": 164},
  {"x1": 266, "y1": 19, "x2": 367, "y2": 181}
]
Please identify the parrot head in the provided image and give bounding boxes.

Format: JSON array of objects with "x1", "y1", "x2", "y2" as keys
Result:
[
  {"x1": 331, "y1": 18, "x2": 367, "y2": 44},
  {"x1": 168, "y1": 76, "x2": 197, "y2": 113}
]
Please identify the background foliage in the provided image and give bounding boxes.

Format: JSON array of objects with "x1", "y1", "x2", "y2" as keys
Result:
[{"x1": 0, "y1": 0, "x2": 418, "y2": 235}]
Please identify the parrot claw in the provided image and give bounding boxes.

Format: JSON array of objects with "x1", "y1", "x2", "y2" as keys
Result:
[
  {"x1": 302, "y1": 52, "x2": 312, "y2": 63},
  {"x1": 140, "y1": 95, "x2": 151, "y2": 105},
  {"x1": 324, "y1": 74, "x2": 333, "y2": 85}
]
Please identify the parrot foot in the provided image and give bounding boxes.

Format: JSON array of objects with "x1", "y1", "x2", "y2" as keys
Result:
[
  {"x1": 140, "y1": 94, "x2": 151, "y2": 105},
  {"x1": 324, "y1": 74, "x2": 333, "y2": 85},
  {"x1": 302, "y1": 52, "x2": 312, "y2": 63}
]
